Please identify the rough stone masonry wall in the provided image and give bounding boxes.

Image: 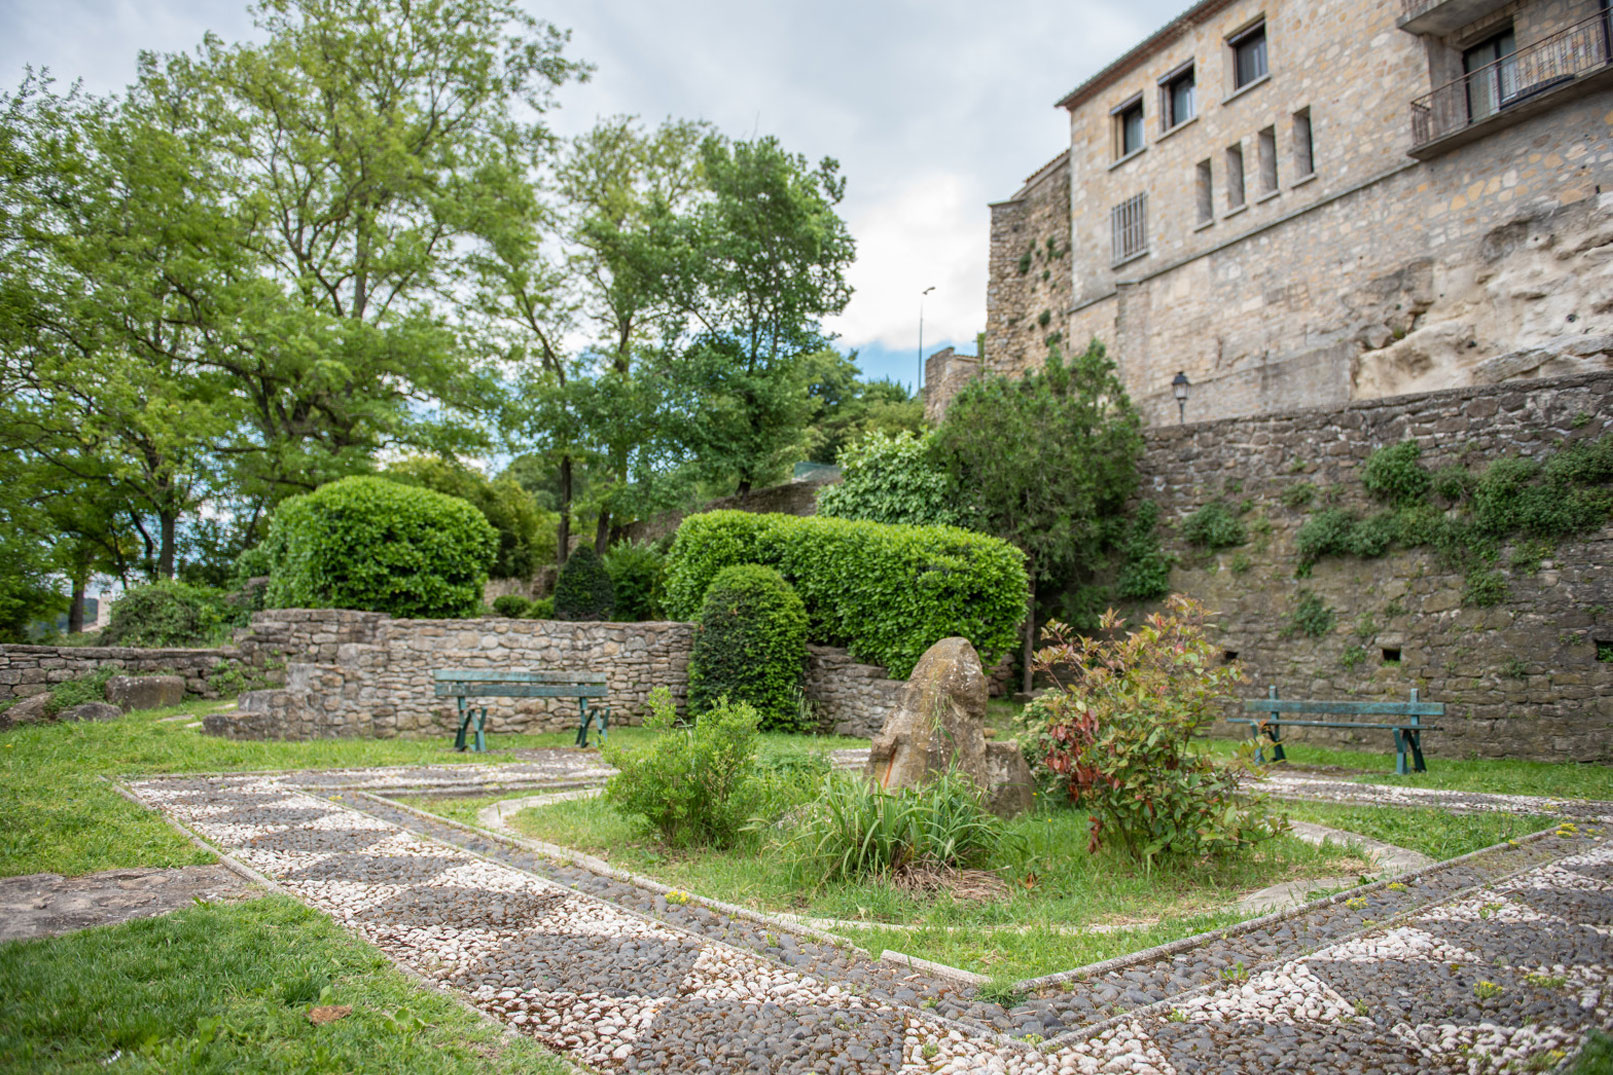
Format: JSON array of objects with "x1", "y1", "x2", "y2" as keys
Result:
[
  {"x1": 1132, "y1": 370, "x2": 1613, "y2": 762},
  {"x1": 212, "y1": 611, "x2": 906, "y2": 742},
  {"x1": 0, "y1": 645, "x2": 244, "y2": 702}
]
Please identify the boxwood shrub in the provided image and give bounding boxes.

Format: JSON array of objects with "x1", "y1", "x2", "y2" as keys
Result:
[
  {"x1": 663, "y1": 511, "x2": 1026, "y2": 678},
  {"x1": 263, "y1": 476, "x2": 496, "y2": 619},
  {"x1": 688, "y1": 564, "x2": 808, "y2": 731}
]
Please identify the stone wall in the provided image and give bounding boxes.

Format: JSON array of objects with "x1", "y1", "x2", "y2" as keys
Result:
[
  {"x1": 208, "y1": 610, "x2": 908, "y2": 742},
  {"x1": 0, "y1": 645, "x2": 244, "y2": 702},
  {"x1": 1130, "y1": 370, "x2": 1613, "y2": 761}
]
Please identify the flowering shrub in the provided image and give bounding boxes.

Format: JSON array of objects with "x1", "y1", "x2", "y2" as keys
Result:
[{"x1": 1025, "y1": 595, "x2": 1282, "y2": 864}]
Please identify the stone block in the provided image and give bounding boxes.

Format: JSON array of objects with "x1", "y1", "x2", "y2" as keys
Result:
[{"x1": 105, "y1": 675, "x2": 187, "y2": 713}]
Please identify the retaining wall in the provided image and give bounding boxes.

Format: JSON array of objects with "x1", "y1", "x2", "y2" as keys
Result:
[{"x1": 0, "y1": 645, "x2": 244, "y2": 702}]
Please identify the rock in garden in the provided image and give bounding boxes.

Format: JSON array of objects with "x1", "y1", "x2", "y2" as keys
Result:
[
  {"x1": 105, "y1": 675, "x2": 186, "y2": 713},
  {"x1": 985, "y1": 740, "x2": 1035, "y2": 818},
  {"x1": 58, "y1": 702, "x2": 124, "y2": 723},
  {"x1": 0, "y1": 694, "x2": 51, "y2": 730}
]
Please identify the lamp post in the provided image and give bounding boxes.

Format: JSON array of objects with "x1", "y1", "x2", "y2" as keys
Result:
[
  {"x1": 918, "y1": 286, "x2": 935, "y2": 392},
  {"x1": 1172, "y1": 371, "x2": 1191, "y2": 424}
]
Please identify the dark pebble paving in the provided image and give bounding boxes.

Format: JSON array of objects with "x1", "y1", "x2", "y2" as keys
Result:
[
  {"x1": 1307, "y1": 957, "x2": 1589, "y2": 1030},
  {"x1": 453, "y1": 929, "x2": 708, "y2": 998},
  {"x1": 1420, "y1": 915, "x2": 1613, "y2": 970},
  {"x1": 623, "y1": 999, "x2": 905, "y2": 1074},
  {"x1": 1150, "y1": 1019, "x2": 1447, "y2": 1075}
]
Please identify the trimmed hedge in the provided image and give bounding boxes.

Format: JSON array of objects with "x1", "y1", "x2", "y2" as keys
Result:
[
  {"x1": 491, "y1": 594, "x2": 532, "y2": 618},
  {"x1": 688, "y1": 565, "x2": 809, "y2": 731},
  {"x1": 553, "y1": 545, "x2": 615, "y2": 622},
  {"x1": 263, "y1": 476, "x2": 497, "y2": 619},
  {"x1": 663, "y1": 511, "x2": 1026, "y2": 678}
]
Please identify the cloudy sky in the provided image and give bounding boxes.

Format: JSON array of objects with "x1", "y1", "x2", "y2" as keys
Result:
[{"x1": 0, "y1": 0, "x2": 1185, "y2": 388}]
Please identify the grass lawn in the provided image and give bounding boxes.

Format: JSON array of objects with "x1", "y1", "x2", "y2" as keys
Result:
[
  {"x1": 0, "y1": 895, "x2": 570, "y2": 1074},
  {"x1": 0, "y1": 700, "x2": 861, "y2": 880},
  {"x1": 1281, "y1": 800, "x2": 1556, "y2": 860}
]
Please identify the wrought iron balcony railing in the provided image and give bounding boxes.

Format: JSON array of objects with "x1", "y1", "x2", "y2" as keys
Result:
[{"x1": 1411, "y1": 12, "x2": 1613, "y2": 148}]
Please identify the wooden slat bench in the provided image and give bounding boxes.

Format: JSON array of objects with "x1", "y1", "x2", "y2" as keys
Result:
[
  {"x1": 432, "y1": 670, "x2": 610, "y2": 753},
  {"x1": 1227, "y1": 685, "x2": 1443, "y2": 775}
]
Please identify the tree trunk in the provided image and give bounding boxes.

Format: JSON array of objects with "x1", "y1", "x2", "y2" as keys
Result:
[
  {"x1": 593, "y1": 508, "x2": 611, "y2": 555},
  {"x1": 158, "y1": 510, "x2": 177, "y2": 580},
  {"x1": 1021, "y1": 571, "x2": 1036, "y2": 696},
  {"x1": 736, "y1": 478, "x2": 752, "y2": 499},
  {"x1": 67, "y1": 579, "x2": 86, "y2": 635},
  {"x1": 556, "y1": 455, "x2": 573, "y2": 565}
]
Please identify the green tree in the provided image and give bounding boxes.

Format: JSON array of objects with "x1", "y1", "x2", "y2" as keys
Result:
[
  {"x1": 816, "y1": 431, "x2": 964, "y2": 528},
  {"x1": 659, "y1": 136, "x2": 856, "y2": 495},
  {"x1": 932, "y1": 340, "x2": 1143, "y2": 694},
  {"x1": 801, "y1": 352, "x2": 924, "y2": 465},
  {"x1": 383, "y1": 457, "x2": 556, "y2": 579}
]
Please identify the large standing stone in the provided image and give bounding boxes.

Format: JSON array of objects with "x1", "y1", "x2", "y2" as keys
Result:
[
  {"x1": 105, "y1": 675, "x2": 187, "y2": 713},
  {"x1": 868, "y1": 637, "x2": 988, "y2": 792},
  {"x1": 58, "y1": 702, "x2": 124, "y2": 723}
]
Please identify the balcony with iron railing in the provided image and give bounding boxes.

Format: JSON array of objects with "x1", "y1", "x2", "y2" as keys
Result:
[{"x1": 1409, "y1": 11, "x2": 1613, "y2": 156}]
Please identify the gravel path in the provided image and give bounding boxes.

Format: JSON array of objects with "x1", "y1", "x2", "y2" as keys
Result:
[{"x1": 125, "y1": 761, "x2": 1613, "y2": 1073}]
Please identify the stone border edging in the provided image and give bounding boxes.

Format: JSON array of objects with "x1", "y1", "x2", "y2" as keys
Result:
[
  {"x1": 1012, "y1": 820, "x2": 1564, "y2": 997},
  {"x1": 104, "y1": 779, "x2": 574, "y2": 1067},
  {"x1": 359, "y1": 790, "x2": 875, "y2": 961},
  {"x1": 1034, "y1": 822, "x2": 1587, "y2": 1049}
]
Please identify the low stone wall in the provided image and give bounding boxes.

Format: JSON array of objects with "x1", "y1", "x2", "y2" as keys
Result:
[
  {"x1": 0, "y1": 645, "x2": 243, "y2": 701},
  {"x1": 805, "y1": 645, "x2": 905, "y2": 739},
  {"x1": 210, "y1": 610, "x2": 906, "y2": 742}
]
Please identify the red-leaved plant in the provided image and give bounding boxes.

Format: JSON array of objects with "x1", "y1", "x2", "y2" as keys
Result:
[{"x1": 1024, "y1": 595, "x2": 1284, "y2": 865}]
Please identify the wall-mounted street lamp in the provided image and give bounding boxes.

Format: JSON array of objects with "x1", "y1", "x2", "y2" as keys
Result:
[
  {"x1": 1172, "y1": 371, "x2": 1191, "y2": 424},
  {"x1": 918, "y1": 286, "x2": 935, "y2": 391}
]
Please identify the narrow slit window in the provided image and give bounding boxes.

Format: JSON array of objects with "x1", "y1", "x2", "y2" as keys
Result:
[
  {"x1": 1111, "y1": 192, "x2": 1148, "y2": 264},
  {"x1": 1196, "y1": 159, "x2": 1214, "y2": 224},
  {"x1": 1292, "y1": 107, "x2": 1314, "y2": 177},
  {"x1": 1257, "y1": 126, "x2": 1278, "y2": 194},
  {"x1": 1225, "y1": 143, "x2": 1246, "y2": 208},
  {"x1": 1382, "y1": 648, "x2": 1402, "y2": 664}
]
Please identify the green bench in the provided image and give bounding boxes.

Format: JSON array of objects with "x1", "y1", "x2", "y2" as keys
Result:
[
  {"x1": 433, "y1": 670, "x2": 610, "y2": 753},
  {"x1": 1228, "y1": 686, "x2": 1443, "y2": 775}
]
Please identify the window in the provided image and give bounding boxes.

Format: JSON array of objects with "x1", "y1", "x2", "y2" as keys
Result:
[
  {"x1": 1225, "y1": 143, "x2": 1246, "y2": 209},
  {"x1": 1111, "y1": 193, "x2": 1147, "y2": 264},
  {"x1": 1292, "y1": 107, "x2": 1314, "y2": 177},
  {"x1": 1231, "y1": 21, "x2": 1268, "y2": 89},
  {"x1": 1257, "y1": 126, "x2": 1278, "y2": 195},
  {"x1": 1463, "y1": 28, "x2": 1516, "y2": 121},
  {"x1": 1196, "y1": 159, "x2": 1214, "y2": 224},
  {"x1": 1161, "y1": 64, "x2": 1196, "y2": 129},
  {"x1": 1115, "y1": 97, "x2": 1145, "y2": 158}
]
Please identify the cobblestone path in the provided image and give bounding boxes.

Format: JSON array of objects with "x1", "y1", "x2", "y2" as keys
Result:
[{"x1": 126, "y1": 759, "x2": 1613, "y2": 1073}]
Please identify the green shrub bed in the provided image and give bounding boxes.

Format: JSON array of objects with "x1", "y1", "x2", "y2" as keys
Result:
[{"x1": 663, "y1": 511, "x2": 1026, "y2": 678}]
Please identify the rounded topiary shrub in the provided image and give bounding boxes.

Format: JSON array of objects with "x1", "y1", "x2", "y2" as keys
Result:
[
  {"x1": 263, "y1": 476, "x2": 497, "y2": 619},
  {"x1": 603, "y1": 540, "x2": 666, "y2": 621},
  {"x1": 687, "y1": 564, "x2": 808, "y2": 732},
  {"x1": 491, "y1": 594, "x2": 532, "y2": 618},
  {"x1": 553, "y1": 545, "x2": 615, "y2": 621},
  {"x1": 102, "y1": 580, "x2": 237, "y2": 647}
]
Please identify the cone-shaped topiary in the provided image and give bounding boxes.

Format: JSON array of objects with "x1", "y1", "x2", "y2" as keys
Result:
[
  {"x1": 553, "y1": 544, "x2": 615, "y2": 621},
  {"x1": 688, "y1": 563, "x2": 809, "y2": 732}
]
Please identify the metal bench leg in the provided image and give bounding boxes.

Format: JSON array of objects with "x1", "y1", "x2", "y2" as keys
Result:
[
  {"x1": 1267, "y1": 724, "x2": 1286, "y2": 763},
  {"x1": 454, "y1": 697, "x2": 471, "y2": 752},
  {"x1": 576, "y1": 697, "x2": 591, "y2": 748},
  {"x1": 472, "y1": 706, "x2": 488, "y2": 753},
  {"x1": 1393, "y1": 729, "x2": 1409, "y2": 775},
  {"x1": 597, "y1": 706, "x2": 609, "y2": 746},
  {"x1": 1410, "y1": 730, "x2": 1426, "y2": 773},
  {"x1": 1250, "y1": 722, "x2": 1264, "y2": 764}
]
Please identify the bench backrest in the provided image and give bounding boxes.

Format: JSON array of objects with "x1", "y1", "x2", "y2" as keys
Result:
[
  {"x1": 1242, "y1": 696, "x2": 1443, "y2": 718},
  {"x1": 433, "y1": 669, "x2": 607, "y2": 699}
]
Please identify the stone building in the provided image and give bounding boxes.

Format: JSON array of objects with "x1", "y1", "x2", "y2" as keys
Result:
[{"x1": 943, "y1": 0, "x2": 1613, "y2": 425}]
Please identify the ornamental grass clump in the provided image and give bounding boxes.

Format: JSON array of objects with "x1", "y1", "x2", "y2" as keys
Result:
[
  {"x1": 1027, "y1": 595, "x2": 1282, "y2": 866},
  {"x1": 781, "y1": 769, "x2": 1012, "y2": 886}
]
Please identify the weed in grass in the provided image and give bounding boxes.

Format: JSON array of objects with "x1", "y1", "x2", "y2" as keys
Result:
[
  {"x1": 1473, "y1": 980, "x2": 1504, "y2": 1001},
  {"x1": 1219, "y1": 961, "x2": 1249, "y2": 984},
  {"x1": 1167, "y1": 1009, "x2": 1187, "y2": 1023},
  {"x1": 1022, "y1": 1033, "x2": 1044, "y2": 1045},
  {"x1": 921, "y1": 1041, "x2": 939, "y2": 1059},
  {"x1": 1354, "y1": 999, "x2": 1370, "y2": 1017},
  {"x1": 1525, "y1": 973, "x2": 1568, "y2": 989}
]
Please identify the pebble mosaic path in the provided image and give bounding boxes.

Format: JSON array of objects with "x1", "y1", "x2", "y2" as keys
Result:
[{"x1": 125, "y1": 755, "x2": 1613, "y2": 1073}]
